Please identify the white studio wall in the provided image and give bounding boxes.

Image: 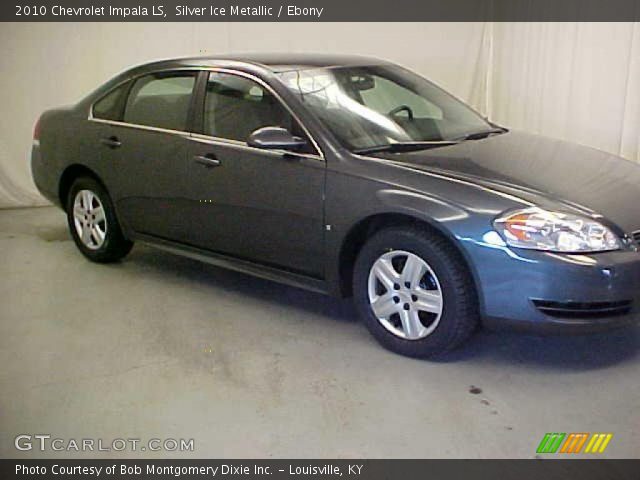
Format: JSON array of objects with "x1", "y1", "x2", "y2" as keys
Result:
[
  {"x1": 0, "y1": 22, "x2": 638, "y2": 208},
  {"x1": 490, "y1": 22, "x2": 640, "y2": 165}
]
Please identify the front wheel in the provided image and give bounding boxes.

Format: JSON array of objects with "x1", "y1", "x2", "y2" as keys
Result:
[
  {"x1": 66, "y1": 176, "x2": 133, "y2": 263},
  {"x1": 353, "y1": 227, "x2": 479, "y2": 358}
]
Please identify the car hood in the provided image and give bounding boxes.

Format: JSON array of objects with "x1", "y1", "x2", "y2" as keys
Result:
[{"x1": 371, "y1": 131, "x2": 640, "y2": 234}]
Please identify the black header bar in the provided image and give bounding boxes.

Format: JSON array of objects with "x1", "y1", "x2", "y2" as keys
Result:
[{"x1": 5, "y1": 0, "x2": 640, "y2": 22}]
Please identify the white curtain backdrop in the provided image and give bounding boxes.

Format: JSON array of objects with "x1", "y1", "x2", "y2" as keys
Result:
[
  {"x1": 490, "y1": 22, "x2": 640, "y2": 164},
  {"x1": 0, "y1": 22, "x2": 638, "y2": 208}
]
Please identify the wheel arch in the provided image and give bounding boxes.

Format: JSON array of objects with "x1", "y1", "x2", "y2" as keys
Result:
[
  {"x1": 58, "y1": 164, "x2": 106, "y2": 208},
  {"x1": 336, "y1": 212, "x2": 483, "y2": 314}
]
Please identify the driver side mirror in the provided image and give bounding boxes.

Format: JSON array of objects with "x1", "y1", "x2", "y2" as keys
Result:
[{"x1": 247, "y1": 127, "x2": 308, "y2": 152}]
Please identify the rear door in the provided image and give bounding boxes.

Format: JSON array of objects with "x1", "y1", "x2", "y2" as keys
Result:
[
  {"x1": 98, "y1": 71, "x2": 199, "y2": 239},
  {"x1": 182, "y1": 70, "x2": 326, "y2": 277}
]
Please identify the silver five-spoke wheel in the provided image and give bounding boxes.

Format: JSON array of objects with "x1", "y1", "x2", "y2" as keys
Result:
[
  {"x1": 367, "y1": 250, "x2": 443, "y2": 340},
  {"x1": 73, "y1": 189, "x2": 107, "y2": 250}
]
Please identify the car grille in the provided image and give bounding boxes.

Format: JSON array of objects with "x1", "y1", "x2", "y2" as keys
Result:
[
  {"x1": 532, "y1": 299, "x2": 633, "y2": 319},
  {"x1": 633, "y1": 230, "x2": 640, "y2": 247}
]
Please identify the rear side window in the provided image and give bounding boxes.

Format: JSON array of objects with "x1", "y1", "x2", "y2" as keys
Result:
[
  {"x1": 92, "y1": 82, "x2": 130, "y2": 121},
  {"x1": 123, "y1": 72, "x2": 197, "y2": 131}
]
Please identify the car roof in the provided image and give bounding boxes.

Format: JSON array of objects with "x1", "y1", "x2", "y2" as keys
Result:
[
  {"x1": 142, "y1": 53, "x2": 389, "y2": 73},
  {"x1": 85, "y1": 53, "x2": 392, "y2": 105}
]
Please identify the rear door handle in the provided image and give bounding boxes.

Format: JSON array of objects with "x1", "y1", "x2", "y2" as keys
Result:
[
  {"x1": 193, "y1": 154, "x2": 221, "y2": 168},
  {"x1": 100, "y1": 136, "x2": 121, "y2": 149}
]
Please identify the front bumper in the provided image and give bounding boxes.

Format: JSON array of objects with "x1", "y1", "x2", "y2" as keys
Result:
[{"x1": 465, "y1": 239, "x2": 640, "y2": 334}]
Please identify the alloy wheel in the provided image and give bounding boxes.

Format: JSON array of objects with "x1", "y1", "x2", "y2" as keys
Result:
[
  {"x1": 72, "y1": 189, "x2": 107, "y2": 250},
  {"x1": 367, "y1": 250, "x2": 443, "y2": 340}
]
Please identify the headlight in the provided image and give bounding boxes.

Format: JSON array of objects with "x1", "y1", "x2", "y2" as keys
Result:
[{"x1": 494, "y1": 207, "x2": 621, "y2": 252}]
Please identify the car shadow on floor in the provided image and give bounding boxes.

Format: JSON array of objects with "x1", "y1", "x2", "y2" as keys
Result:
[
  {"x1": 119, "y1": 244, "x2": 640, "y2": 371},
  {"x1": 440, "y1": 328, "x2": 640, "y2": 370},
  {"x1": 124, "y1": 244, "x2": 359, "y2": 325}
]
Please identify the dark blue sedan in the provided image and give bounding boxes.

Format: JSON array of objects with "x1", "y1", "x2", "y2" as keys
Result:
[{"x1": 31, "y1": 54, "x2": 640, "y2": 358}]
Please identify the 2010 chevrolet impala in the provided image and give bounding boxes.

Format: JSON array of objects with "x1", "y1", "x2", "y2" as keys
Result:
[{"x1": 31, "y1": 54, "x2": 640, "y2": 358}]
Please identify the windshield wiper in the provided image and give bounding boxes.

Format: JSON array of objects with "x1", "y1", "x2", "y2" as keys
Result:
[
  {"x1": 353, "y1": 141, "x2": 460, "y2": 155},
  {"x1": 453, "y1": 127, "x2": 508, "y2": 141}
]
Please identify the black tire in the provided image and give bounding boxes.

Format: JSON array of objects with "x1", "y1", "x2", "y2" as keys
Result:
[
  {"x1": 353, "y1": 226, "x2": 478, "y2": 358},
  {"x1": 66, "y1": 176, "x2": 133, "y2": 263}
]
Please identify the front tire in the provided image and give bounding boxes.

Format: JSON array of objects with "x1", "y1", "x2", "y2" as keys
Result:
[
  {"x1": 66, "y1": 177, "x2": 133, "y2": 263},
  {"x1": 353, "y1": 226, "x2": 479, "y2": 358}
]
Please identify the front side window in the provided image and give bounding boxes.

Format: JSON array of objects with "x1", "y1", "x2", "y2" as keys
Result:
[
  {"x1": 123, "y1": 72, "x2": 196, "y2": 131},
  {"x1": 277, "y1": 65, "x2": 492, "y2": 151},
  {"x1": 203, "y1": 72, "x2": 316, "y2": 154}
]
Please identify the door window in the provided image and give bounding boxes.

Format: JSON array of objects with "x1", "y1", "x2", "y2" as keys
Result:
[
  {"x1": 92, "y1": 82, "x2": 130, "y2": 121},
  {"x1": 124, "y1": 72, "x2": 197, "y2": 131},
  {"x1": 203, "y1": 72, "x2": 317, "y2": 154}
]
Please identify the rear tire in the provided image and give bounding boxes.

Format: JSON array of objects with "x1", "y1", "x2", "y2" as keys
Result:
[
  {"x1": 353, "y1": 226, "x2": 478, "y2": 358},
  {"x1": 66, "y1": 176, "x2": 133, "y2": 263}
]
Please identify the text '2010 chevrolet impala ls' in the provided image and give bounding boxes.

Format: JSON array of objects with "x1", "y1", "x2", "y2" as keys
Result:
[{"x1": 31, "y1": 54, "x2": 640, "y2": 358}]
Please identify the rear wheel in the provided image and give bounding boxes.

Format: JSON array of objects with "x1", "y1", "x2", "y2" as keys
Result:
[
  {"x1": 66, "y1": 177, "x2": 132, "y2": 263},
  {"x1": 353, "y1": 226, "x2": 479, "y2": 358}
]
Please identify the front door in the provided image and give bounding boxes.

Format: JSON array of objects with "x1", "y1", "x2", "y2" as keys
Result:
[{"x1": 181, "y1": 71, "x2": 326, "y2": 277}]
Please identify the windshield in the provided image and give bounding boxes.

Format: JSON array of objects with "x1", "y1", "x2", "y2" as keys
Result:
[{"x1": 277, "y1": 64, "x2": 493, "y2": 151}]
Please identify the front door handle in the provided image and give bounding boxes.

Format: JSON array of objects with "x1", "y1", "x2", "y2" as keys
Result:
[
  {"x1": 193, "y1": 154, "x2": 221, "y2": 168},
  {"x1": 100, "y1": 136, "x2": 121, "y2": 149}
]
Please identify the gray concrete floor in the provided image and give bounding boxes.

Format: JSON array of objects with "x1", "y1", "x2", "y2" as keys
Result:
[{"x1": 0, "y1": 206, "x2": 638, "y2": 459}]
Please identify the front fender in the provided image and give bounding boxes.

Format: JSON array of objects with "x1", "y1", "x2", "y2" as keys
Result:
[
  {"x1": 325, "y1": 185, "x2": 485, "y2": 299},
  {"x1": 376, "y1": 188, "x2": 469, "y2": 224}
]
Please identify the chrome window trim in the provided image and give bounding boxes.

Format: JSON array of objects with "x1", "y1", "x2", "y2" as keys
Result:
[
  {"x1": 88, "y1": 117, "x2": 193, "y2": 138},
  {"x1": 87, "y1": 66, "x2": 325, "y2": 161}
]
